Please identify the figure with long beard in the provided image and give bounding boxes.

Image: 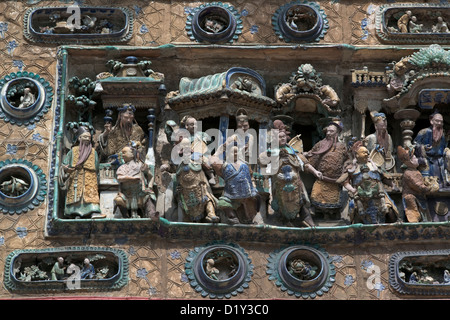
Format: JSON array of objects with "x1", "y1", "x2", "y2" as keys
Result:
[
  {"x1": 304, "y1": 120, "x2": 348, "y2": 219},
  {"x1": 98, "y1": 104, "x2": 147, "y2": 164},
  {"x1": 60, "y1": 126, "x2": 105, "y2": 219},
  {"x1": 364, "y1": 112, "x2": 395, "y2": 172},
  {"x1": 414, "y1": 111, "x2": 450, "y2": 186}
]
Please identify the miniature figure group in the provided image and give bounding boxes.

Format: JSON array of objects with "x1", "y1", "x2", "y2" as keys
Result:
[
  {"x1": 60, "y1": 104, "x2": 158, "y2": 221},
  {"x1": 393, "y1": 10, "x2": 449, "y2": 34}
]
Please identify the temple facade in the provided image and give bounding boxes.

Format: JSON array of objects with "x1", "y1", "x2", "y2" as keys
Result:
[{"x1": 0, "y1": 0, "x2": 449, "y2": 300}]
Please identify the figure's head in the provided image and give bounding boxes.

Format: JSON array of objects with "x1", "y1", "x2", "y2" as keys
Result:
[
  {"x1": 57, "y1": 257, "x2": 64, "y2": 264},
  {"x1": 430, "y1": 112, "x2": 444, "y2": 129},
  {"x1": 325, "y1": 123, "x2": 339, "y2": 140},
  {"x1": 181, "y1": 115, "x2": 197, "y2": 135},
  {"x1": 121, "y1": 146, "x2": 135, "y2": 163},
  {"x1": 372, "y1": 113, "x2": 387, "y2": 132},
  {"x1": 236, "y1": 109, "x2": 249, "y2": 132},
  {"x1": 278, "y1": 130, "x2": 287, "y2": 146},
  {"x1": 77, "y1": 126, "x2": 92, "y2": 145},
  {"x1": 118, "y1": 104, "x2": 136, "y2": 127},
  {"x1": 356, "y1": 146, "x2": 369, "y2": 163},
  {"x1": 84, "y1": 258, "x2": 90, "y2": 265},
  {"x1": 397, "y1": 145, "x2": 419, "y2": 169}
]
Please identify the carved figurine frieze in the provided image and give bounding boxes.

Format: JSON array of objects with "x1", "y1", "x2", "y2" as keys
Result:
[
  {"x1": 397, "y1": 145, "x2": 437, "y2": 223},
  {"x1": 59, "y1": 125, "x2": 105, "y2": 219},
  {"x1": 377, "y1": 5, "x2": 450, "y2": 44},
  {"x1": 114, "y1": 146, "x2": 158, "y2": 220},
  {"x1": 304, "y1": 120, "x2": 348, "y2": 219},
  {"x1": 23, "y1": 6, "x2": 134, "y2": 44},
  {"x1": 340, "y1": 143, "x2": 400, "y2": 224},
  {"x1": 259, "y1": 122, "x2": 320, "y2": 227}
]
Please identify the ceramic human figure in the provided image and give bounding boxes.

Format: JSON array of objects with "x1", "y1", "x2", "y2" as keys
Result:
[
  {"x1": 80, "y1": 258, "x2": 95, "y2": 279},
  {"x1": 341, "y1": 143, "x2": 400, "y2": 224},
  {"x1": 211, "y1": 144, "x2": 259, "y2": 225},
  {"x1": 60, "y1": 126, "x2": 104, "y2": 219},
  {"x1": 114, "y1": 146, "x2": 158, "y2": 219},
  {"x1": 413, "y1": 111, "x2": 450, "y2": 186},
  {"x1": 364, "y1": 112, "x2": 395, "y2": 172},
  {"x1": 397, "y1": 145, "x2": 437, "y2": 223},
  {"x1": 51, "y1": 257, "x2": 66, "y2": 280},
  {"x1": 397, "y1": 10, "x2": 412, "y2": 33},
  {"x1": 18, "y1": 87, "x2": 36, "y2": 109},
  {"x1": 98, "y1": 104, "x2": 147, "y2": 163},
  {"x1": 174, "y1": 138, "x2": 220, "y2": 223},
  {"x1": 304, "y1": 120, "x2": 348, "y2": 219},
  {"x1": 409, "y1": 16, "x2": 423, "y2": 33},
  {"x1": 432, "y1": 16, "x2": 449, "y2": 33},
  {"x1": 259, "y1": 124, "x2": 321, "y2": 227},
  {"x1": 178, "y1": 115, "x2": 216, "y2": 185},
  {"x1": 205, "y1": 258, "x2": 220, "y2": 280}
]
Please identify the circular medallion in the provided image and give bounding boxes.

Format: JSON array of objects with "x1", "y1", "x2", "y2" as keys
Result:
[
  {"x1": 267, "y1": 244, "x2": 335, "y2": 298},
  {"x1": 0, "y1": 159, "x2": 47, "y2": 214},
  {"x1": 186, "y1": 3, "x2": 243, "y2": 43},
  {"x1": 0, "y1": 72, "x2": 53, "y2": 126},
  {"x1": 185, "y1": 242, "x2": 253, "y2": 299},
  {"x1": 272, "y1": 1, "x2": 328, "y2": 43}
]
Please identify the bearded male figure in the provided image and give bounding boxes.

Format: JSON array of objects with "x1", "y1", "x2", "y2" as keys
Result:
[
  {"x1": 414, "y1": 111, "x2": 450, "y2": 186},
  {"x1": 60, "y1": 126, "x2": 104, "y2": 219},
  {"x1": 98, "y1": 104, "x2": 147, "y2": 163},
  {"x1": 364, "y1": 112, "x2": 395, "y2": 172},
  {"x1": 304, "y1": 121, "x2": 348, "y2": 218}
]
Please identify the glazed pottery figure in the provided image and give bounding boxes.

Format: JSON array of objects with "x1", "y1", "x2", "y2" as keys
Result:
[
  {"x1": 60, "y1": 126, "x2": 104, "y2": 219},
  {"x1": 174, "y1": 138, "x2": 220, "y2": 223},
  {"x1": 398, "y1": 145, "x2": 437, "y2": 222},
  {"x1": 341, "y1": 144, "x2": 400, "y2": 224},
  {"x1": 98, "y1": 104, "x2": 147, "y2": 163},
  {"x1": 305, "y1": 120, "x2": 348, "y2": 218},
  {"x1": 114, "y1": 146, "x2": 158, "y2": 220},
  {"x1": 414, "y1": 111, "x2": 450, "y2": 186},
  {"x1": 211, "y1": 144, "x2": 259, "y2": 225},
  {"x1": 364, "y1": 112, "x2": 395, "y2": 172},
  {"x1": 260, "y1": 123, "x2": 321, "y2": 227}
]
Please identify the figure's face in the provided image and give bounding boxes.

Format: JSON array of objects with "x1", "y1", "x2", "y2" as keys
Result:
[
  {"x1": 185, "y1": 117, "x2": 197, "y2": 135},
  {"x1": 79, "y1": 131, "x2": 91, "y2": 143},
  {"x1": 325, "y1": 125, "x2": 338, "y2": 139},
  {"x1": 375, "y1": 119, "x2": 387, "y2": 132},
  {"x1": 431, "y1": 114, "x2": 444, "y2": 129},
  {"x1": 237, "y1": 120, "x2": 249, "y2": 132},
  {"x1": 356, "y1": 146, "x2": 369, "y2": 163},
  {"x1": 122, "y1": 147, "x2": 134, "y2": 162},
  {"x1": 278, "y1": 131, "x2": 287, "y2": 146},
  {"x1": 121, "y1": 111, "x2": 134, "y2": 125},
  {"x1": 410, "y1": 154, "x2": 419, "y2": 168}
]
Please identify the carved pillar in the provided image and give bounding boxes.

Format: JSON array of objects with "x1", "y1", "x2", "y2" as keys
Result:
[{"x1": 394, "y1": 109, "x2": 420, "y2": 147}]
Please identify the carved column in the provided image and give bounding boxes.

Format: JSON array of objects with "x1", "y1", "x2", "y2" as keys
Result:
[{"x1": 394, "y1": 109, "x2": 420, "y2": 147}]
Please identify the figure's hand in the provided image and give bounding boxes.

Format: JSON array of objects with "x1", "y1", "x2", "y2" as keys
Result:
[
  {"x1": 315, "y1": 170, "x2": 323, "y2": 180},
  {"x1": 63, "y1": 165, "x2": 75, "y2": 173}
]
